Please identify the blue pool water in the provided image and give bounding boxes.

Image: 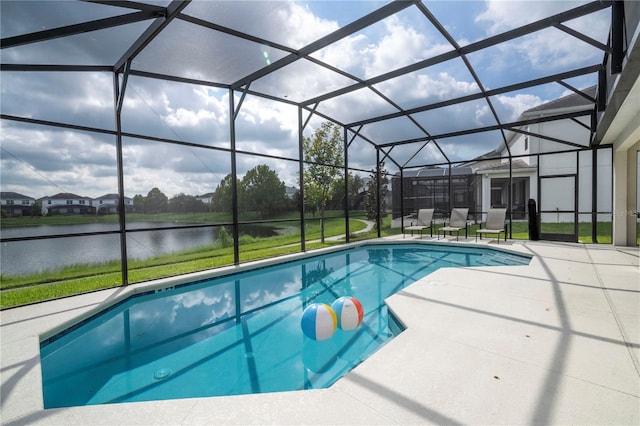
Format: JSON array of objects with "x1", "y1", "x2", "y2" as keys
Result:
[{"x1": 40, "y1": 243, "x2": 530, "y2": 408}]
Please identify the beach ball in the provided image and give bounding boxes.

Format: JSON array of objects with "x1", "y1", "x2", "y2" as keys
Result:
[
  {"x1": 300, "y1": 303, "x2": 337, "y2": 340},
  {"x1": 331, "y1": 297, "x2": 364, "y2": 331}
]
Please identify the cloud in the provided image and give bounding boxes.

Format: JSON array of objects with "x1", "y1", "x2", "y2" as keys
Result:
[
  {"x1": 363, "y1": 15, "x2": 451, "y2": 79},
  {"x1": 494, "y1": 93, "x2": 545, "y2": 122},
  {"x1": 1, "y1": 121, "x2": 119, "y2": 197},
  {"x1": 474, "y1": 1, "x2": 608, "y2": 71},
  {"x1": 1, "y1": 71, "x2": 114, "y2": 130},
  {"x1": 278, "y1": 2, "x2": 340, "y2": 48}
]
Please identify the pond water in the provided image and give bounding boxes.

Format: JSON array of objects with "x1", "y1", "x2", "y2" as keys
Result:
[{"x1": 1, "y1": 223, "x2": 276, "y2": 276}]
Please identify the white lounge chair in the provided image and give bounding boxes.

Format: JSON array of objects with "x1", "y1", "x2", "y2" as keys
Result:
[
  {"x1": 438, "y1": 208, "x2": 469, "y2": 241},
  {"x1": 404, "y1": 209, "x2": 434, "y2": 238},
  {"x1": 475, "y1": 208, "x2": 507, "y2": 244}
]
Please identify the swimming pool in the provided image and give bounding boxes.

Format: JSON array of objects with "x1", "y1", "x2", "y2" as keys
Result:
[{"x1": 40, "y1": 242, "x2": 530, "y2": 408}]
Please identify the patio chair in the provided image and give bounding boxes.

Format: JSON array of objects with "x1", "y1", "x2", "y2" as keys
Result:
[
  {"x1": 438, "y1": 208, "x2": 469, "y2": 241},
  {"x1": 404, "y1": 209, "x2": 434, "y2": 238},
  {"x1": 475, "y1": 208, "x2": 507, "y2": 244}
]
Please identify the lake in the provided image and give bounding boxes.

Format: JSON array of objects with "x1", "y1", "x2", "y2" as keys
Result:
[{"x1": 1, "y1": 223, "x2": 277, "y2": 277}]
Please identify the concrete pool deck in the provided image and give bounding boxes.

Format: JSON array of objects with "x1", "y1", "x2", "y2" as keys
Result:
[{"x1": 1, "y1": 239, "x2": 638, "y2": 425}]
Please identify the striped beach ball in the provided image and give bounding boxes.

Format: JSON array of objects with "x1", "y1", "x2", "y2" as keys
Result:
[
  {"x1": 300, "y1": 303, "x2": 337, "y2": 340},
  {"x1": 331, "y1": 296, "x2": 364, "y2": 331}
]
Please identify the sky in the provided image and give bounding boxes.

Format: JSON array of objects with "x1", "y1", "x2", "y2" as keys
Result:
[{"x1": 0, "y1": 0, "x2": 611, "y2": 200}]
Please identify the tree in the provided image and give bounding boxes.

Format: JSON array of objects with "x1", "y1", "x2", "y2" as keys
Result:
[
  {"x1": 168, "y1": 193, "x2": 207, "y2": 213},
  {"x1": 302, "y1": 122, "x2": 344, "y2": 243},
  {"x1": 364, "y1": 161, "x2": 389, "y2": 226},
  {"x1": 144, "y1": 187, "x2": 168, "y2": 213},
  {"x1": 212, "y1": 174, "x2": 238, "y2": 214},
  {"x1": 133, "y1": 194, "x2": 145, "y2": 213},
  {"x1": 241, "y1": 165, "x2": 287, "y2": 218}
]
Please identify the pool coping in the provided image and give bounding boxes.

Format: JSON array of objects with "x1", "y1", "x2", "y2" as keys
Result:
[{"x1": 1, "y1": 238, "x2": 638, "y2": 425}]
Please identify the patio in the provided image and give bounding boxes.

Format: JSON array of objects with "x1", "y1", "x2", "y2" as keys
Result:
[{"x1": 2, "y1": 238, "x2": 638, "y2": 425}]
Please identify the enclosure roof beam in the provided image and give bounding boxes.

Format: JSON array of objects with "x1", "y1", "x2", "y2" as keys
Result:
[
  {"x1": 346, "y1": 64, "x2": 602, "y2": 128},
  {"x1": 0, "y1": 11, "x2": 159, "y2": 49},
  {"x1": 377, "y1": 109, "x2": 593, "y2": 148},
  {"x1": 113, "y1": 0, "x2": 190, "y2": 73}
]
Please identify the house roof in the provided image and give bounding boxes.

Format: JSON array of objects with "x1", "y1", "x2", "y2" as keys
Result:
[
  {"x1": 41, "y1": 193, "x2": 90, "y2": 200},
  {"x1": 475, "y1": 159, "x2": 537, "y2": 172},
  {"x1": 95, "y1": 193, "x2": 121, "y2": 200},
  {"x1": 469, "y1": 85, "x2": 599, "y2": 163},
  {"x1": 400, "y1": 166, "x2": 474, "y2": 178},
  {"x1": 0, "y1": 191, "x2": 34, "y2": 200},
  {"x1": 523, "y1": 86, "x2": 597, "y2": 115}
]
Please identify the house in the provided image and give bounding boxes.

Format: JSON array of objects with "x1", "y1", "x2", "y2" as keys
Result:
[
  {"x1": 0, "y1": 191, "x2": 36, "y2": 216},
  {"x1": 195, "y1": 192, "x2": 215, "y2": 211},
  {"x1": 394, "y1": 86, "x2": 611, "y2": 226},
  {"x1": 472, "y1": 86, "x2": 612, "y2": 224},
  {"x1": 39, "y1": 193, "x2": 95, "y2": 216},
  {"x1": 94, "y1": 193, "x2": 134, "y2": 214}
]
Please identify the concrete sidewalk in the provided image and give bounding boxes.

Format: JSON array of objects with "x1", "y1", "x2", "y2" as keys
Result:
[{"x1": 1, "y1": 239, "x2": 638, "y2": 425}]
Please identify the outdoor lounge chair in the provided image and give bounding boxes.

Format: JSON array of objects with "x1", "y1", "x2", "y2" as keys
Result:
[
  {"x1": 475, "y1": 208, "x2": 507, "y2": 244},
  {"x1": 438, "y1": 208, "x2": 469, "y2": 241},
  {"x1": 404, "y1": 208, "x2": 434, "y2": 238}
]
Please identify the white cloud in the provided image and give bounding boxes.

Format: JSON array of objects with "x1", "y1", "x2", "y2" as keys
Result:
[
  {"x1": 163, "y1": 107, "x2": 218, "y2": 128},
  {"x1": 474, "y1": 1, "x2": 608, "y2": 71},
  {"x1": 279, "y1": 3, "x2": 340, "y2": 48},
  {"x1": 363, "y1": 15, "x2": 449, "y2": 79},
  {"x1": 495, "y1": 93, "x2": 544, "y2": 122}
]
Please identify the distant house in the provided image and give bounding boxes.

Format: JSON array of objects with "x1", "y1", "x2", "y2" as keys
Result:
[
  {"x1": 196, "y1": 192, "x2": 215, "y2": 211},
  {"x1": 94, "y1": 193, "x2": 134, "y2": 214},
  {"x1": 0, "y1": 191, "x2": 36, "y2": 216},
  {"x1": 39, "y1": 193, "x2": 95, "y2": 215}
]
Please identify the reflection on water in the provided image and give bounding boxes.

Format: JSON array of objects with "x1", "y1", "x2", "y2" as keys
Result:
[{"x1": 1, "y1": 223, "x2": 276, "y2": 276}]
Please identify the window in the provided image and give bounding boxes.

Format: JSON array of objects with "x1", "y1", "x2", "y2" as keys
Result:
[
  {"x1": 66, "y1": 200, "x2": 73, "y2": 205},
  {"x1": 7, "y1": 200, "x2": 14, "y2": 205},
  {"x1": 524, "y1": 136, "x2": 529, "y2": 151}
]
